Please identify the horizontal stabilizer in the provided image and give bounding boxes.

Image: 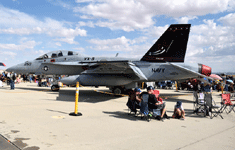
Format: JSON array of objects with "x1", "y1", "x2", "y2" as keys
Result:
[{"x1": 168, "y1": 62, "x2": 213, "y2": 80}]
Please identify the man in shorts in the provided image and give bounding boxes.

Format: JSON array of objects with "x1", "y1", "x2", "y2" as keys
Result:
[{"x1": 147, "y1": 86, "x2": 167, "y2": 120}]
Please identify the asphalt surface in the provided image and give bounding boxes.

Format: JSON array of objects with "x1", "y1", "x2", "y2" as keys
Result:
[
  {"x1": 0, "y1": 82, "x2": 235, "y2": 150},
  {"x1": 0, "y1": 134, "x2": 20, "y2": 150}
]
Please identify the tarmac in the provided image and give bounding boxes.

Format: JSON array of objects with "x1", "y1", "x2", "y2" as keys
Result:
[{"x1": 0, "y1": 82, "x2": 235, "y2": 150}]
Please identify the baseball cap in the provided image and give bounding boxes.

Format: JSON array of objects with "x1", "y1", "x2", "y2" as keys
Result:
[
  {"x1": 134, "y1": 87, "x2": 141, "y2": 92},
  {"x1": 147, "y1": 86, "x2": 154, "y2": 91}
]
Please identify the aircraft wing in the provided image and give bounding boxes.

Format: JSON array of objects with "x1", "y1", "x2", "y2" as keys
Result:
[
  {"x1": 81, "y1": 60, "x2": 148, "y2": 80},
  {"x1": 168, "y1": 62, "x2": 213, "y2": 83}
]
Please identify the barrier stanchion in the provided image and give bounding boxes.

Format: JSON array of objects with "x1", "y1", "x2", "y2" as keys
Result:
[
  {"x1": 69, "y1": 82, "x2": 82, "y2": 116},
  {"x1": 221, "y1": 85, "x2": 224, "y2": 94},
  {"x1": 175, "y1": 81, "x2": 179, "y2": 92}
]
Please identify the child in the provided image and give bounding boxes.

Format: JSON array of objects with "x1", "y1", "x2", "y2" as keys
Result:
[{"x1": 172, "y1": 101, "x2": 185, "y2": 120}]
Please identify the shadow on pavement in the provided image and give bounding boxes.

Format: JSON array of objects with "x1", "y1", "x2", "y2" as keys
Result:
[
  {"x1": 103, "y1": 110, "x2": 157, "y2": 122},
  {"x1": 56, "y1": 89, "x2": 123, "y2": 103},
  {"x1": 12, "y1": 86, "x2": 124, "y2": 103},
  {"x1": 14, "y1": 87, "x2": 55, "y2": 92},
  {"x1": 164, "y1": 97, "x2": 194, "y2": 104}
]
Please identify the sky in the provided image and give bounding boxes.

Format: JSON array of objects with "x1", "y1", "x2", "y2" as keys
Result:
[{"x1": 0, "y1": 0, "x2": 235, "y2": 72}]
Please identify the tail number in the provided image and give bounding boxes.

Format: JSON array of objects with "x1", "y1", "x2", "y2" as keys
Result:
[{"x1": 152, "y1": 68, "x2": 165, "y2": 73}]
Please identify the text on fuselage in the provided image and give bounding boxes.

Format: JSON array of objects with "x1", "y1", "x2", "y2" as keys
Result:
[
  {"x1": 152, "y1": 68, "x2": 165, "y2": 73},
  {"x1": 84, "y1": 57, "x2": 95, "y2": 61}
]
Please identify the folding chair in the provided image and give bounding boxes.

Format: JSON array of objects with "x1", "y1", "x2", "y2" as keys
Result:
[
  {"x1": 153, "y1": 90, "x2": 160, "y2": 98},
  {"x1": 151, "y1": 89, "x2": 163, "y2": 119},
  {"x1": 204, "y1": 93, "x2": 223, "y2": 119},
  {"x1": 229, "y1": 94, "x2": 235, "y2": 113},
  {"x1": 221, "y1": 93, "x2": 235, "y2": 114},
  {"x1": 193, "y1": 92, "x2": 206, "y2": 116},
  {"x1": 140, "y1": 93, "x2": 151, "y2": 122}
]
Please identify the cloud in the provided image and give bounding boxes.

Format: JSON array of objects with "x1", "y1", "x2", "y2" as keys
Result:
[
  {"x1": 88, "y1": 36, "x2": 132, "y2": 51},
  {"x1": 0, "y1": 51, "x2": 17, "y2": 57},
  {"x1": 47, "y1": 0, "x2": 72, "y2": 9},
  {"x1": 143, "y1": 25, "x2": 169, "y2": 38},
  {"x1": 55, "y1": 42, "x2": 62, "y2": 46},
  {"x1": 47, "y1": 27, "x2": 86, "y2": 37},
  {"x1": 74, "y1": 0, "x2": 154, "y2": 31},
  {"x1": 218, "y1": 13, "x2": 235, "y2": 26},
  {"x1": 0, "y1": 5, "x2": 87, "y2": 44},
  {"x1": 54, "y1": 37, "x2": 79, "y2": 44},
  {"x1": 72, "y1": 47, "x2": 85, "y2": 53},
  {"x1": 184, "y1": 17, "x2": 235, "y2": 71},
  {"x1": 32, "y1": 50, "x2": 49, "y2": 56},
  {"x1": 188, "y1": 19, "x2": 235, "y2": 57},
  {"x1": 77, "y1": 21, "x2": 95, "y2": 28},
  {"x1": 0, "y1": 40, "x2": 37, "y2": 51},
  {"x1": 73, "y1": 0, "x2": 235, "y2": 31},
  {"x1": 87, "y1": 35, "x2": 151, "y2": 57},
  {"x1": 175, "y1": 16, "x2": 198, "y2": 24}
]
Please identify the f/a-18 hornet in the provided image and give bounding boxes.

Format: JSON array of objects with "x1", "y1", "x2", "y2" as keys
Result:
[{"x1": 7, "y1": 24, "x2": 212, "y2": 93}]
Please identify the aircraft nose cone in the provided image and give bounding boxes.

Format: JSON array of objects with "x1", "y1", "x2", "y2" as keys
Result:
[
  {"x1": 6, "y1": 66, "x2": 16, "y2": 72},
  {"x1": 6, "y1": 63, "x2": 25, "y2": 73}
]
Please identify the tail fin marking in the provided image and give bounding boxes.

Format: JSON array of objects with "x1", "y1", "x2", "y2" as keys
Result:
[{"x1": 141, "y1": 24, "x2": 191, "y2": 63}]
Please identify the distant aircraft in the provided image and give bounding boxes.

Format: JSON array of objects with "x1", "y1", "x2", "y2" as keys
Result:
[
  {"x1": 7, "y1": 24, "x2": 212, "y2": 93},
  {"x1": 0, "y1": 62, "x2": 6, "y2": 66}
]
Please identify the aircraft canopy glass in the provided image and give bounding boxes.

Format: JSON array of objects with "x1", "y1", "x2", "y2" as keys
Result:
[{"x1": 35, "y1": 50, "x2": 80, "y2": 60}]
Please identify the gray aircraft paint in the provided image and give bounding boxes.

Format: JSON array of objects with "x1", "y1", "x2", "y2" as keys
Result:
[{"x1": 7, "y1": 24, "x2": 211, "y2": 90}]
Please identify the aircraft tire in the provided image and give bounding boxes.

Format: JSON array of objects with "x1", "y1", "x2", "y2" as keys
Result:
[
  {"x1": 113, "y1": 87, "x2": 122, "y2": 95},
  {"x1": 51, "y1": 85, "x2": 60, "y2": 91}
]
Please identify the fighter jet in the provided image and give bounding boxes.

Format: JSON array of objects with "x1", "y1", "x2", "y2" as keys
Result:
[{"x1": 7, "y1": 24, "x2": 212, "y2": 93}]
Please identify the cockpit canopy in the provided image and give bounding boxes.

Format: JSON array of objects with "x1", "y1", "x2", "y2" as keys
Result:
[{"x1": 36, "y1": 50, "x2": 80, "y2": 60}]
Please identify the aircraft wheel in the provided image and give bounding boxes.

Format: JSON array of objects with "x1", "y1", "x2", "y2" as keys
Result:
[
  {"x1": 113, "y1": 87, "x2": 122, "y2": 95},
  {"x1": 51, "y1": 85, "x2": 59, "y2": 91}
]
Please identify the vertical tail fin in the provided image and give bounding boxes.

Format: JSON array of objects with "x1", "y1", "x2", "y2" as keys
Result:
[{"x1": 141, "y1": 24, "x2": 191, "y2": 62}]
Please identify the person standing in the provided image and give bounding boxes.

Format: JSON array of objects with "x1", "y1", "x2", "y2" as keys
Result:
[{"x1": 9, "y1": 73, "x2": 15, "y2": 90}]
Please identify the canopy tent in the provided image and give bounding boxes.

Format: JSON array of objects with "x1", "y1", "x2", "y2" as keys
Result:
[
  {"x1": 227, "y1": 79, "x2": 234, "y2": 84},
  {"x1": 210, "y1": 74, "x2": 223, "y2": 80},
  {"x1": 0, "y1": 62, "x2": 6, "y2": 67}
]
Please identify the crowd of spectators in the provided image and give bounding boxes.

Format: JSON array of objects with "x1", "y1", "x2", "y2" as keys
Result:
[
  {"x1": 0, "y1": 71, "x2": 57, "y2": 88},
  {"x1": 127, "y1": 86, "x2": 185, "y2": 121}
]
